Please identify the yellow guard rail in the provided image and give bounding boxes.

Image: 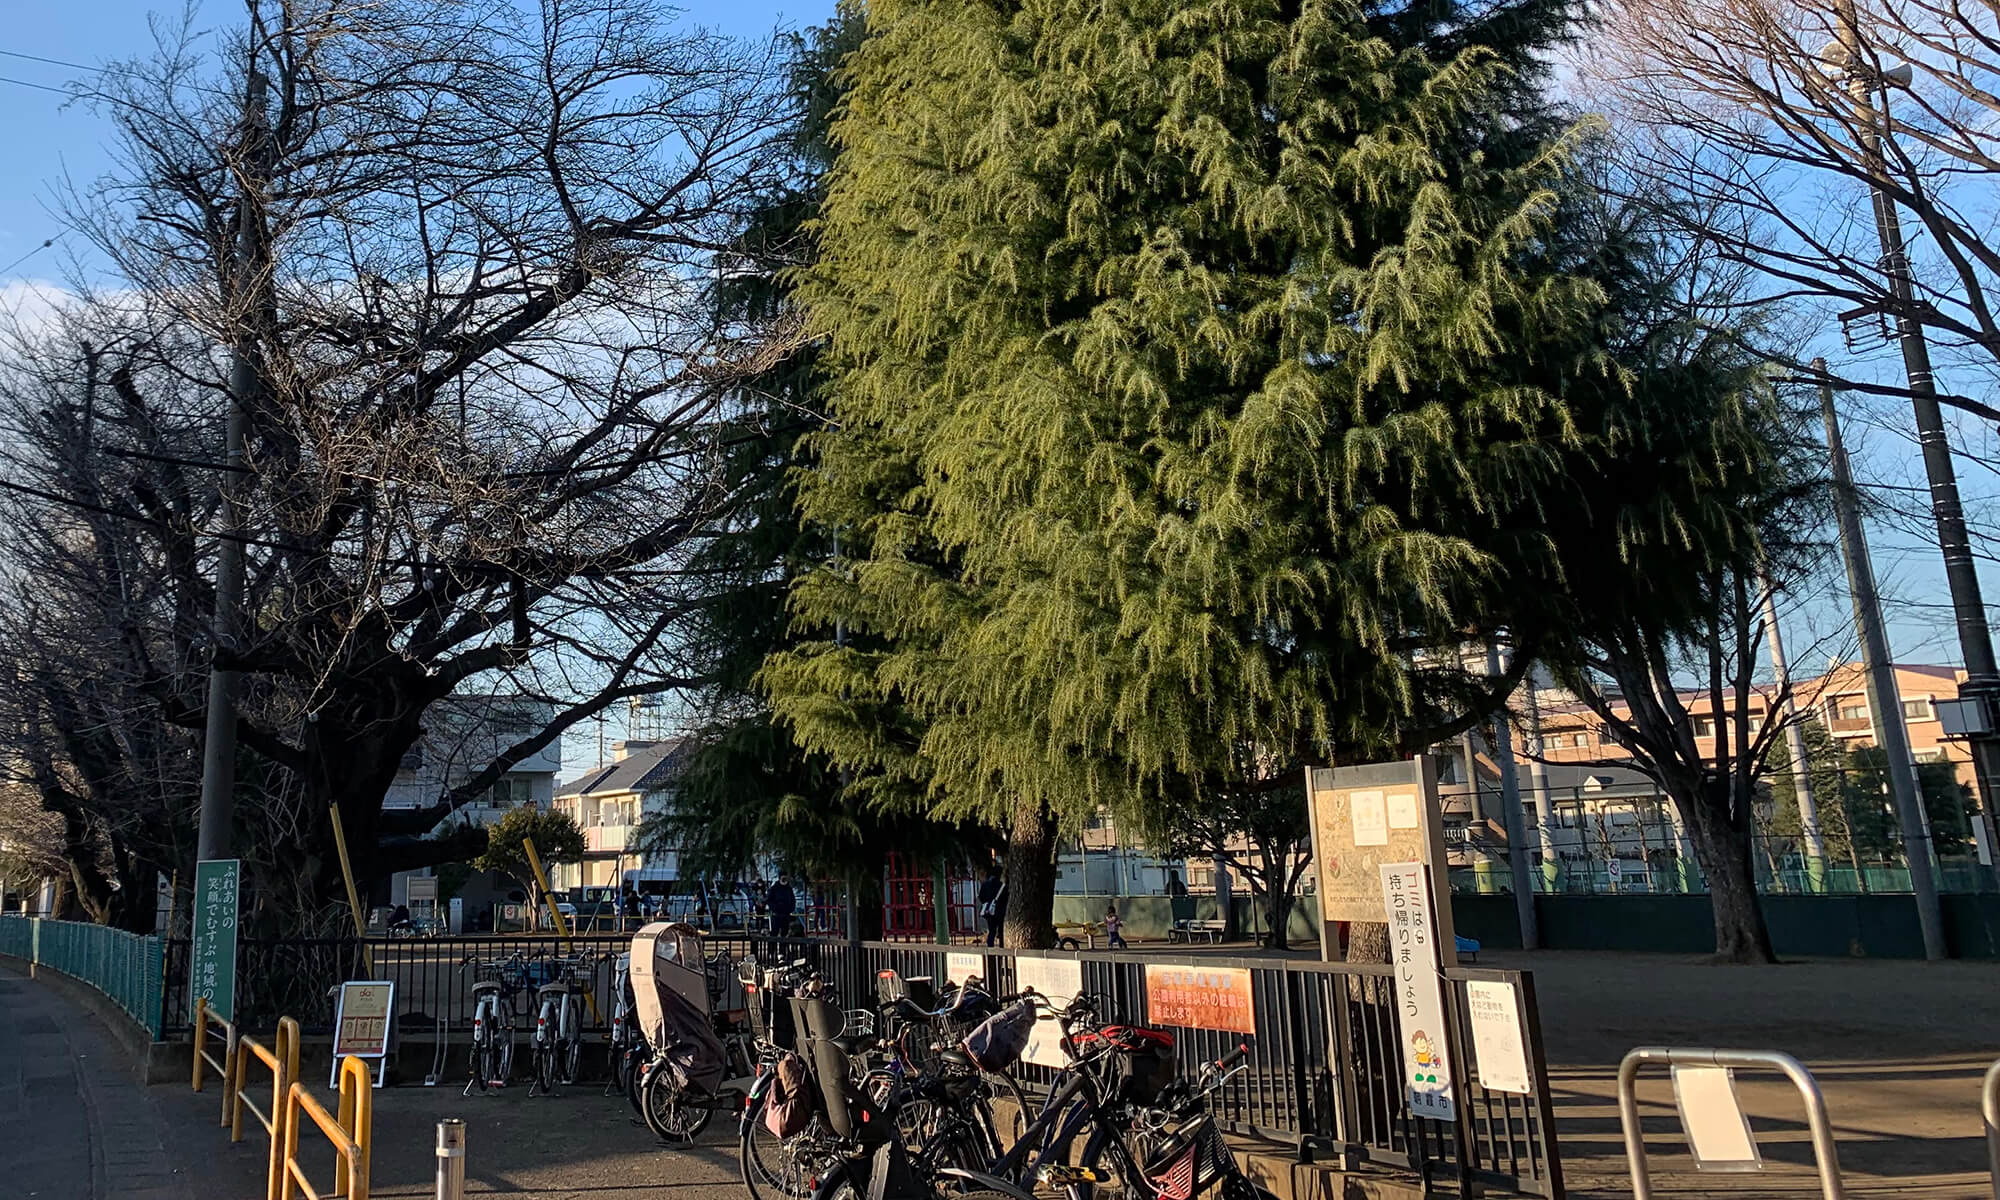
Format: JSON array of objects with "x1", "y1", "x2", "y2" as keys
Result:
[{"x1": 280, "y1": 1054, "x2": 372, "y2": 1200}]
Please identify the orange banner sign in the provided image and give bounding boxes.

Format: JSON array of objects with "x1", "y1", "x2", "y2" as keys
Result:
[{"x1": 1144, "y1": 964, "x2": 1256, "y2": 1034}]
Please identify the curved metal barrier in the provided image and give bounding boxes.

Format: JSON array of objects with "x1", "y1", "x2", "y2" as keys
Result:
[
  {"x1": 1983, "y1": 1057, "x2": 1998, "y2": 1200},
  {"x1": 280, "y1": 1054, "x2": 372, "y2": 1200},
  {"x1": 1617, "y1": 1046, "x2": 1844, "y2": 1200}
]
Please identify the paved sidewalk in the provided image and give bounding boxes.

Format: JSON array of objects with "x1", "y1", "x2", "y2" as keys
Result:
[{"x1": 0, "y1": 963, "x2": 194, "y2": 1200}]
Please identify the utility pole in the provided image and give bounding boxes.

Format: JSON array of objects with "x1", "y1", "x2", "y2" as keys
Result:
[
  {"x1": 1820, "y1": 361, "x2": 1946, "y2": 959},
  {"x1": 1487, "y1": 638, "x2": 1539, "y2": 949},
  {"x1": 1518, "y1": 673, "x2": 1558, "y2": 889},
  {"x1": 1760, "y1": 583, "x2": 1827, "y2": 890},
  {"x1": 195, "y1": 65, "x2": 268, "y2": 865},
  {"x1": 1834, "y1": 7, "x2": 2000, "y2": 881}
]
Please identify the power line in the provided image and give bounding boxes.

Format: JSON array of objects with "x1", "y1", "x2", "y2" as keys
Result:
[
  {"x1": 0, "y1": 48, "x2": 92, "y2": 72},
  {"x1": 0, "y1": 237, "x2": 57, "y2": 278},
  {"x1": 0, "y1": 74, "x2": 68, "y2": 96}
]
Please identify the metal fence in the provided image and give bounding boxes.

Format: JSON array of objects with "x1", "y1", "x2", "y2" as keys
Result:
[
  {"x1": 848, "y1": 941, "x2": 1564, "y2": 1199},
  {"x1": 144, "y1": 926, "x2": 1563, "y2": 1195},
  {"x1": 159, "y1": 929, "x2": 832, "y2": 1038},
  {"x1": 0, "y1": 915, "x2": 166, "y2": 1038}
]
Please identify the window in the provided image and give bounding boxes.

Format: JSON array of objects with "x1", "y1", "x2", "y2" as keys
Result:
[
  {"x1": 1692, "y1": 717, "x2": 1716, "y2": 739},
  {"x1": 1903, "y1": 699, "x2": 1933, "y2": 721},
  {"x1": 1835, "y1": 700, "x2": 1869, "y2": 722},
  {"x1": 1914, "y1": 748, "x2": 1947, "y2": 763}
]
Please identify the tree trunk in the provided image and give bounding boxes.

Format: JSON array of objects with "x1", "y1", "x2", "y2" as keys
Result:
[
  {"x1": 1346, "y1": 920, "x2": 1389, "y2": 963},
  {"x1": 1676, "y1": 779, "x2": 1777, "y2": 964},
  {"x1": 1002, "y1": 802, "x2": 1059, "y2": 950},
  {"x1": 1256, "y1": 843, "x2": 1293, "y2": 951}
]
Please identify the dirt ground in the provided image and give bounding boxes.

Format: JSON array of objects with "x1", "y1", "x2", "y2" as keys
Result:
[{"x1": 1482, "y1": 950, "x2": 2000, "y2": 1198}]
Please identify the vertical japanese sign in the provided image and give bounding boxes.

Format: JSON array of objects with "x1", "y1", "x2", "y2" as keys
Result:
[
  {"x1": 1380, "y1": 860, "x2": 1455, "y2": 1121},
  {"x1": 190, "y1": 858, "x2": 240, "y2": 1022},
  {"x1": 1465, "y1": 980, "x2": 1531, "y2": 1094}
]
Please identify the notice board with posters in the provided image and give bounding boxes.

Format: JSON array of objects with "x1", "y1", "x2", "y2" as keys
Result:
[
  {"x1": 1304, "y1": 756, "x2": 1457, "y2": 963},
  {"x1": 329, "y1": 980, "x2": 396, "y2": 1087}
]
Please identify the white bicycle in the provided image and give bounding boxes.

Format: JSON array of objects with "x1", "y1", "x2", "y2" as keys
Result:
[
  {"x1": 529, "y1": 954, "x2": 596, "y2": 1096},
  {"x1": 463, "y1": 953, "x2": 526, "y2": 1095}
]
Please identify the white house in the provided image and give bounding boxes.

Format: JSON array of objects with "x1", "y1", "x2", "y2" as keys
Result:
[
  {"x1": 551, "y1": 739, "x2": 688, "y2": 891},
  {"x1": 382, "y1": 693, "x2": 562, "y2": 910}
]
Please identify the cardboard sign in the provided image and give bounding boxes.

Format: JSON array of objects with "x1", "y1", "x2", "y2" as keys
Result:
[
  {"x1": 1381, "y1": 861, "x2": 1455, "y2": 1121},
  {"x1": 1014, "y1": 955, "x2": 1082, "y2": 1068},
  {"x1": 330, "y1": 980, "x2": 396, "y2": 1087},
  {"x1": 1144, "y1": 964, "x2": 1255, "y2": 1034},
  {"x1": 1466, "y1": 980, "x2": 1531, "y2": 1094},
  {"x1": 189, "y1": 859, "x2": 240, "y2": 1022}
]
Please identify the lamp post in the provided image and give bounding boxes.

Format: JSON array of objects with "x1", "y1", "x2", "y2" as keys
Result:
[{"x1": 1828, "y1": 5, "x2": 2000, "y2": 888}]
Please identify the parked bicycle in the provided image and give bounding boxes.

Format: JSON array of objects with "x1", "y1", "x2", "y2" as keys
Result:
[
  {"x1": 528, "y1": 952, "x2": 600, "y2": 1096},
  {"x1": 462, "y1": 953, "x2": 532, "y2": 1095}
]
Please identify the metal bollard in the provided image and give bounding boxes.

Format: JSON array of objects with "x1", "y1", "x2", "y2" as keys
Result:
[{"x1": 435, "y1": 1119, "x2": 465, "y2": 1200}]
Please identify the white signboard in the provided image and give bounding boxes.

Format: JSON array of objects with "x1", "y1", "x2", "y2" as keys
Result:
[
  {"x1": 1606, "y1": 859, "x2": 1624, "y2": 888},
  {"x1": 946, "y1": 951, "x2": 984, "y2": 984},
  {"x1": 1465, "y1": 980, "x2": 1531, "y2": 1094},
  {"x1": 1014, "y1": 954, "x2": 1083, "y2": 1068},
  {"x1": 329, "y1": 980, "x2": 396, "y2": 1088},
  {"x1": 1380, "y1": 861, "x2": 1456, "y2": 1121},
  {"x1": 1387, "y1": 791, "x2": 1421, "y2": 829},
  {"x1": 1350, "y1": 790, "x2": 1390, "y2": 847},
  {"x1": 1672, "y1": 1066, "x2": 1762, "y2": 1171}
]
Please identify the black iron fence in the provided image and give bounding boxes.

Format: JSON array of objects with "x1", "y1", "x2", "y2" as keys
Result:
[
  {"x1": 847, "y1": 942, "x2": 1563, "y2": 1199},
  {"x1": 159, "y1": 931, "x2": 1560, "y2": 1197}
]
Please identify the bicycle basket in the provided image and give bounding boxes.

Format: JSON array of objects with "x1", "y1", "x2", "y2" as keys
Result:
[
  {"x1": 1073, "y1": 1025, "x2": 1177, "y2": 1105},
  {"x1": 960, "y1": 998, "x2": 1037, "y2": 1073},
  {"x1": 1139, "y1": 1113, "x2": 1233, "y2": 1200}
]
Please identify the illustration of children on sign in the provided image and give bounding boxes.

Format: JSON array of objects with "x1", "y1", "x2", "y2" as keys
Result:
[{"x1": 1410, "y1": 1031, "x2": 1441, "y2": 1083}]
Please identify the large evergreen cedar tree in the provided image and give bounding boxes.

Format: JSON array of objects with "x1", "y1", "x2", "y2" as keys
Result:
[
  {"x1": 763, "y1": 0, "x2": 1675, "y2": 950},
  {"x1": 633, "y1": 9, "x2": 997, "y2": 927}
]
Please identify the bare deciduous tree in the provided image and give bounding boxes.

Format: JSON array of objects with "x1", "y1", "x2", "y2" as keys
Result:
[{"x1": 0, "y1": 0, "x2": 797, "y2": 922}]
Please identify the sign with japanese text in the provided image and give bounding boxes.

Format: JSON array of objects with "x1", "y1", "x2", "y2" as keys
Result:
[
  {"x1": 1380, "y1": 860, "x2": 1456, "y2": 1121},
  {"x1": 330, "y1": 981, "x2": 396, "y2": 1087},
  {"x1": 1305, "y1": 757, "x2": 1458, "y2": 963},
  {"x1": 1144, "y1": 964, "x2": 1255, "y2": 1034},
  {"x1": 1465, "y1": 980, "x2": 1531, "y2": 1094},
  {"x1": 189, "y1": 858, "x2": 239, "y2": 1023},
  {"x1": 946, "y1": 951, "x2": 984, "y2": 984},
  {"x1": 1014, "y1": 955, "x2": 1082, "y2": 1068}
]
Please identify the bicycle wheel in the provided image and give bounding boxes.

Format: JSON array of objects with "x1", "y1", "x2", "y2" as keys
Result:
[
  {"x1": 641, "y1": 1069, "x2": 713, "y2": 1141},
  {"x1": 564, "y1": 1037, "x2": 583, "y2": 1084},
  {"x1": 625, "y1": 1045, "x2": 650, "y2": 1113},
  {"x1": 738, "y1": 1104, "x2": 819, "y2": 1200},
  {"x1": 476, "y1": 1035, "x2": 505, "y2": 1088},
  {"x1": 536, "y1": 1043, "x2": 558, "y2": 1095},
  {"x1": 979, "y1": 1071, "x2": 1031, "y2": 1153}
]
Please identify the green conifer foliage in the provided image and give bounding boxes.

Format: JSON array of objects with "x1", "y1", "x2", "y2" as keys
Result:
[{"x1": 766, "y1": 0, "x2": 1614, "y2": 940}]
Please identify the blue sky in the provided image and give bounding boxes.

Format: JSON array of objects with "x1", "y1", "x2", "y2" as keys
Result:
[
  {"x1": 1, "y1": 0, "x2": 1992, "y2": 716},
  {"x1": 0, "y1": 0, "x2": 832, "y2": 279}
]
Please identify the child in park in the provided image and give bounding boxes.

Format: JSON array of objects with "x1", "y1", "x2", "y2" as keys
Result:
[{"x1": 1105, "y1": 901, "x2": 1128, "y2": 949}]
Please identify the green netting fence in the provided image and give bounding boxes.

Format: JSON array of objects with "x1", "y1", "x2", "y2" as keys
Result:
[{"x1": 0, "y1": 916, "x2": 165, "y2": 1038}]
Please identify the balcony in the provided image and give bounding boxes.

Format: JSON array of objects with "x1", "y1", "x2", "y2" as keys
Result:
[{"x1": 585, "y1": 825, "x2": 633, "y2": 853}]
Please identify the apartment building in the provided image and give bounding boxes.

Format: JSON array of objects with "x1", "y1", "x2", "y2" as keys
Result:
[{"x1": 550, "y1": 738, "x2": 688, "y2": 890}]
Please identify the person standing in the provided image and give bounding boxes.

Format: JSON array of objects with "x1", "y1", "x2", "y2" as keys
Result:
[
  {"x1": 1105, "y1": 901, "x2": 1127, "y2": 949},
  {"x1": 977, "y1": 864, "x2": 1007, "y2": 947},
  {"x1": 766, "y1": 872, "x2": 798, "y2": 937}
]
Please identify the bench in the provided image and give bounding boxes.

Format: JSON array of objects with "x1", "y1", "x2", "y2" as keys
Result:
[{"x1": 1168, "y1": 918, "x2": 1226, "y2": 944}]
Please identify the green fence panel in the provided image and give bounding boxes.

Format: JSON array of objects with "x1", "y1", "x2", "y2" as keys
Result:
[{"x1": 0, "y1": 916, "x2": 163, "y2": 1039}]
